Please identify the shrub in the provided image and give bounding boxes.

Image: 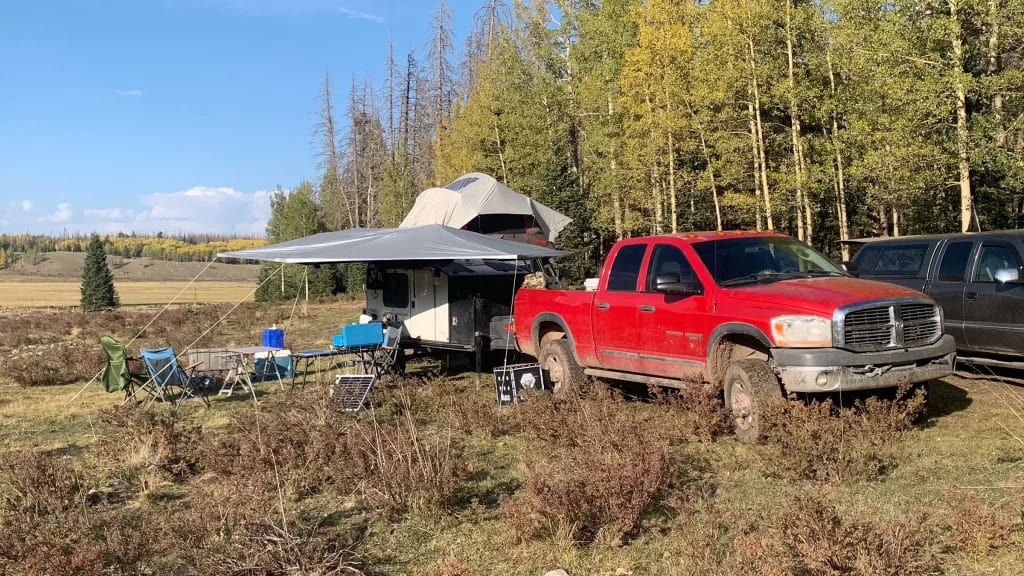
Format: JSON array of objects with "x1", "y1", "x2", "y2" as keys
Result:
[
  {"x1": 760, "y1": 386, "x2": 926, "y2": 483},
  {"x1": 7, "y1": 343, "x2": 104, "y2": 387},
  {"x1": 945, "y1": 485, "x2": 1019, "y2": 552},
  {"x1": 731, "y1": 493, "x2": 941, "y2": 576},
  {"x1": 97, "y1": 406, "x2": 204, "y2": 489},
  {"x1": 647, "y1": 382, "x2": 731, "y2": 443},
  {"x1": 0, "y1": 450, "x2": 85, "y2": 521},
  {"x1": 502, "y1": 385, "x2": 674, "y2": 543},
  {"x1": 354, "y1": 410, "x2": 466, "y2": 517}
]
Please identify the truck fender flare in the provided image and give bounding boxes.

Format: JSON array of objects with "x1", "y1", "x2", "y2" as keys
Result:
[
  {"x1": 705, "y1": 322, "x2": 774, "y2": 365},
  {"x1": 531, "y1": 312, "x2": 584, "y2": 365}
]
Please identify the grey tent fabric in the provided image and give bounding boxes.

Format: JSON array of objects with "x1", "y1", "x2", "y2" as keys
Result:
[
  {"x1": 399, "y1": 173, "x2": 572, "y2": 242},
  {"x1": 217, "y1": 225, "x2": 568, "y2": 263}
]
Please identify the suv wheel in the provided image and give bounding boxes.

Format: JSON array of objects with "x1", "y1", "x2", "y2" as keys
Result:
[
  {"x1": 723, "y1": 359, "x2": 782, "y2": 443},
  {"x1": 539, "y1": 339, "x2": 585, "y2": 394}
]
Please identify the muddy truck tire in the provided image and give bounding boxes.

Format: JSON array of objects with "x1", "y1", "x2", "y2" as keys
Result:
[{"x1": 724, "y1": 359, "x2": 782, "y2": 443}]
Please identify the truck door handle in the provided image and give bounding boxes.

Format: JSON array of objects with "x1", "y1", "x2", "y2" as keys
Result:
[
  {"x1": 965, "y1": 292, "x2": 978, "y2": 302},
  {"x1": 639, "y1": 305, "x2": 655, "y2": 312},
  {"x1": 596, "y1": 302, "x2": 610, "y2": 309}
]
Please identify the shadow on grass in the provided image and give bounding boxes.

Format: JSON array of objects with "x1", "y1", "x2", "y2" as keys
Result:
[
  {"x1": 450, "y1": 469, "x2": 521, "y2": 511},
  {"x1": 923, "y1": 378, "x2": 972, "y2": 423}
]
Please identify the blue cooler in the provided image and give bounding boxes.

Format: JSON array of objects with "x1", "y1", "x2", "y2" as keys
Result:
[
  {"x1": 331, "y1": 322, "x2": 383, "y2": 348},
  {"x1": 262, "y1": 327, "x2": 284, "y2": 348}
]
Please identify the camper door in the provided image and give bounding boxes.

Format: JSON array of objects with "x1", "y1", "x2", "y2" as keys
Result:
[{"x1": 406, "y1": 269, "x2": 450, "y2": 343}]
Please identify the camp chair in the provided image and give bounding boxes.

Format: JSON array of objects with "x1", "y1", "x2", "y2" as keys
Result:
[
  {"x1": 364, "y1": 324, "x2": 404, "y2": 378},
  {"x1": 139, "y1": 347, "x2": 212, "y2": 408},
  {"x1": 99, "y1": 336, "x2": 151, "y2": 403}
]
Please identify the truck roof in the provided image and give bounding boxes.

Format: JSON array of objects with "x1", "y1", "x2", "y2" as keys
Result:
[
  {"x1": 844, "y1": 229, "x2": 1024, "y2": 245},
  {"x1": 620, "y1": 230, "x2": 789, "y2": 244}
]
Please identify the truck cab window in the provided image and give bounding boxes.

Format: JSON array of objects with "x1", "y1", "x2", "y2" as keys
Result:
[
  {"x1": 646, "y1": 244, "x2": 696, "y2": 291},
  {"x1": 973, "y1": 244, "x2": 1021, "y2": 282},
  {"x1": 607, "y1": 244, "x2": 647, "y2": 291},
  {"x1": 937, "y1": 242, "x2": 972, "y2": 282}
]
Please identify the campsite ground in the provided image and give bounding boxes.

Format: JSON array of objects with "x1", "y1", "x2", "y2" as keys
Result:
[
  {"x1": 0, "y1": 252, "x2": 259, "y2": 308},
  {"x1": 1, "y1": 299, "x2": 1022, "y2": 575}
]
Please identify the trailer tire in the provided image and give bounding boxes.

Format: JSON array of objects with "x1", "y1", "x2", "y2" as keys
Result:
[
  {"x1": 539, "y1": 339, "x2": 585, "y2": 394},
  {"x1": 723, "y1": 359, "x2": 782, "y2": 444}
]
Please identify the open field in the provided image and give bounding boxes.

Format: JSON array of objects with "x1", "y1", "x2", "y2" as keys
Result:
[
  {"x1": 0, "y1": 280, "x2": 255, "y2": 307},
  {"x1": 0, "y1": 251, "x2": 260, "y2": 282},
  {"x1": 1, "y1": 301, "x2": 1023, "y2": 575}
]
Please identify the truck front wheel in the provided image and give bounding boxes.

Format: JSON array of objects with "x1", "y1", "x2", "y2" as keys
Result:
[
  {"x1": 723, "y1": 359, "x2": 782, "y2": 443},
  {"x1": 539, "y1": 339, "x2": 585, "y2": 394}
]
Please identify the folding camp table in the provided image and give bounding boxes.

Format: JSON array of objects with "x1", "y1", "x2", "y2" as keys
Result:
[
  {"x1": 290, "y1": 348, "x2": 355, "y2": 390},
  {"x1": 217, "y1": 346, "x2": 286, "y2": 396}
]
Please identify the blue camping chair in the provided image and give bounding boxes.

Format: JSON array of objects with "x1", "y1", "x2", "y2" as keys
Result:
[{"x1": 139, "y1": 347, "x2": 212, "y2": 408}]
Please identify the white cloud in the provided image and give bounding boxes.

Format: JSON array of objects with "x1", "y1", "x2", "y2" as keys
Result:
[
  {"x1": 40, "y1": 202, "x2": 73, "y2": 223},
  {"x1": 338, "y1": 6, "x2": 386, "y2": 23},
  {"x1": 78, "y1": 186, "x2": 274, "y2": 235},
  {"x1": 21, "y1": 200, "x2": 32, "y2": 211},
  {"x1": 114, "y1": 89, "x2": 143, "y2": 96}
]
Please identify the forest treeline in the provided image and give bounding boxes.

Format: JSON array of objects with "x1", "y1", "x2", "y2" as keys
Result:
[
  {"x1": 278, "y1": 0, "x2": 1024, "y2": 286},
  {"x1": 0, "y1": 233, "x2": 265, "y2": 269}
]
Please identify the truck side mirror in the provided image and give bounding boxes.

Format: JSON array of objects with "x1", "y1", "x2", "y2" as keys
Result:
[
  {"x1": 842, "y1": 261, "x2": 859, "y2": 276},
  {"x1": 654, "y1": 273, "x2": 703, "y2": 296},
  {"x1": 994, "y1": 267, "x2": 1020, "y2": 284}
]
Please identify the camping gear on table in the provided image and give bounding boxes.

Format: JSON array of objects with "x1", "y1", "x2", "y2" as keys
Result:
[
  {"x1": 99, "y1": 336, "x2": 149, "y2": 402},
  {"x1": 331, "y1": 322, "x2": 383, "y2": 348},
  {"x1": 139, "y1": 346, "x2": 212, "y2": 407},
  {"x1": 262, "y1": 325, "x2": 284, "y2": 349}
]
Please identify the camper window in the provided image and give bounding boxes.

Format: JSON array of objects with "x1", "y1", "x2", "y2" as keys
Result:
[{"x1": 383, "y1": 273, "x2": 409, "y2": 308}]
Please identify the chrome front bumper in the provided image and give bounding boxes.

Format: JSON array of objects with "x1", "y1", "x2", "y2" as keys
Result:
[{"x1": 771, "y1": 334, "x2": 956, "y2": 393}]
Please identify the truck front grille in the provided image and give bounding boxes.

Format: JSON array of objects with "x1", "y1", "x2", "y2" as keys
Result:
[{"x1": 840, "y1": 302, "x2": 941, "y2": 352}]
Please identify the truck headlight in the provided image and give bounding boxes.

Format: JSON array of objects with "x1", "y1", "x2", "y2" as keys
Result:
[{"x1": 771, "y1": 315, "x2": 832, "y2": 347}]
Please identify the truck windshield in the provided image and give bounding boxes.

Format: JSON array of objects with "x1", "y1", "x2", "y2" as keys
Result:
[{"x1": 693, "y1": 236, "x2": 845, "y2": 287}]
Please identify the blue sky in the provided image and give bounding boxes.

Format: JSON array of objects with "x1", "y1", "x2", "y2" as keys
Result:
[{"x1": 0, "y1": 0, "x2": 477, "y2": 236}]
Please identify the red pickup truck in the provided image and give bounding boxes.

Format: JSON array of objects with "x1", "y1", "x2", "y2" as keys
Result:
[{"x1": 513, "y1": 231, "x2": 955, "y2": 441}]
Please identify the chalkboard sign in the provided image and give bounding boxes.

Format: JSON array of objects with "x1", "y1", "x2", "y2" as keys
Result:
[{"x1": 493, "y1": 363, "x2": 544, "y2": 406}]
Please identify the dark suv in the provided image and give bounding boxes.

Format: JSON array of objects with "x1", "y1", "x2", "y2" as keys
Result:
[{"x1": 850, "y1": 231, "x2": 1024, "y2": 360}]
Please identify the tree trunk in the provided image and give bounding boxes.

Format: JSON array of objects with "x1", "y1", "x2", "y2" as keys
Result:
[
  {"x1": 748, "y1": 38, "x2": 773, "y2": 230},
  {"x1": 609, "y1": 95, "x2": 623, "y2": 240},
  {"x1": 892, "y1": 206, "x2": 900, "y2": 237},
  {"x1": 667, "y1": 130, "x2": 677, "y2": 233},
  {"x1": 748, "y1": 100, "x2": 763, "y2": 230},
  {"x1": 785, "y1": 0, "x2": 806, "y2": 242},
  {"x1": 653, "y1": 170, "x2": 663, "y2": 234},
  {"x1": 494, "y1": 122, "x2": 509, "y2": 184},
  {"x1": 827, "y1": 48, "x2": 850, "y2": 260},
  {"x1": 987, "y1": 0, "x2": 1004, "y2": 146},
  {"x1": 949, "y1": 0, "x2": 973, "y2": 232}
]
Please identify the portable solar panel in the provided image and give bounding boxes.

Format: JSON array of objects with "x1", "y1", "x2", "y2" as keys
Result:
[{"x1": 331, "y1": 374, "x2": 376, "y2": 411}]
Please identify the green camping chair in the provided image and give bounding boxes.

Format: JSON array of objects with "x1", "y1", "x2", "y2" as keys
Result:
[{"x1": 99, "y1": 336, "x2": 152, "y2": 403}]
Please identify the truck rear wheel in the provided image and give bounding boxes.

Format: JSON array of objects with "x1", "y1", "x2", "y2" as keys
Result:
[
  {"x1": 539, "y1": 339, "x2": 585, "y2": 394},
  {"x1": 724, "y1": 359, "x2": 782, "y2": 443}
]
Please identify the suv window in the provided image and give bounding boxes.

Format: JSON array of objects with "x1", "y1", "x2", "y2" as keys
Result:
[
  {"x1": 937, "y1": 242, "x2": 973, "y2": 282},
  {"x1": 973, "y1": 244, "x2": 1021, "y2": 282},
  {"x1": 607, "y1": 244, "x2": 647, "y2": 291},
  {"x1": 870, "y1": 244, "x2": 929, "y2": 276},
  {"x1": 645, "y1": 244, "x2": 697, "y2": 291}
]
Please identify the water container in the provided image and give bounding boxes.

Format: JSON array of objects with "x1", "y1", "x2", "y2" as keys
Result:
[{"x1": 262, "y1": 326, "x2": 285, "y2": 348}]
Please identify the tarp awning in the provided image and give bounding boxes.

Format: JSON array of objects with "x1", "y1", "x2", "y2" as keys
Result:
[
  {"x1": 399, "y1": 173, "x2": 572, "y2": 242},
  {"x1": 217, "y1": 224, "x2": 569, "y2": 264}
]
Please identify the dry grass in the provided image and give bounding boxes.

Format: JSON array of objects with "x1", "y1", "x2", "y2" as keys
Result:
[
  {"x1": 0, "y1": 280, "x2": 255, "y2": 308},
  {"x1": 2, "y1": 301, "x2": 1024, "y2": 574}
]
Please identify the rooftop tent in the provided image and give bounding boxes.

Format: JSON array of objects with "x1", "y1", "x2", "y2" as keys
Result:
[
  {"x1": 216, "y1": 224, "x2": 569, "y2": 264},
  {"x1": 399, "y1": 173, "x2": 572, "y2": 243}
]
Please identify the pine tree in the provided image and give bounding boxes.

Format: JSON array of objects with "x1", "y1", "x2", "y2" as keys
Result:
[{"x1": 80, "y1": 235, "x2": 118, "y2": 311}]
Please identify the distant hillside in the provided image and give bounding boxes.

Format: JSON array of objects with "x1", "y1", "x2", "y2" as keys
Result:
[{"x1": 0, "y1": 252, "x2": 259, "y2": 283}]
